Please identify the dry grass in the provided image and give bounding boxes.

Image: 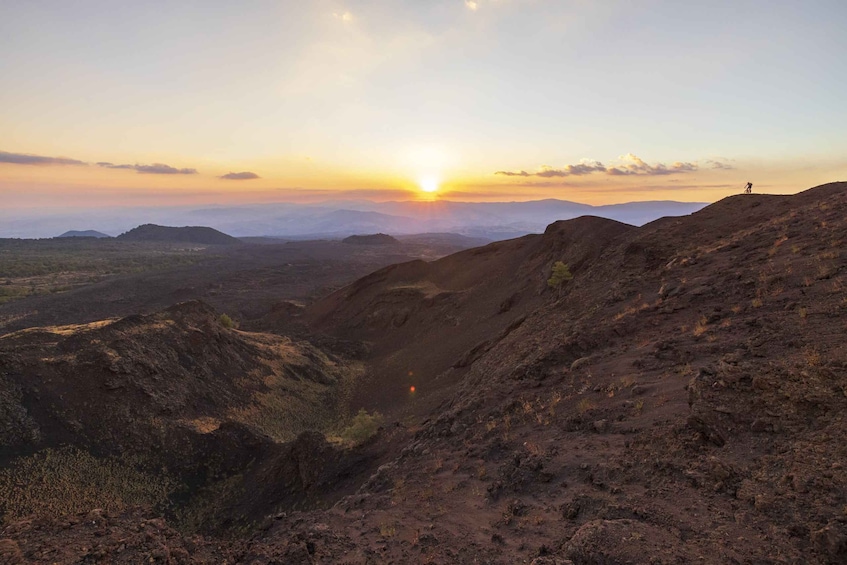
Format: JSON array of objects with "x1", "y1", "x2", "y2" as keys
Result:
[
  {"x1": 379, "y1": 523, "x2": 398, "y2": 538},
  {"x1": 677, "y1": 364, "x2": 695, "y2": 378},
  {"x1": 0, "y1": 447, "x2": 176, "y2": 524},
  {"x1": 619, "y1": 375, "x2": 636, "y2": 388},
  {"x1": 228, "y1": 339, "x2": 350, "y2": 442},
  {"x1": 548, "y1": 391, "x2": 563, "y2": 417},
  {"x1": 577, "y1": 398, "x2": 596, "y2": 414},
  {"x1": 692, "y1": 315, "x2": 709, "y2": 336},
  {"x1": 613, "y1": 295, "x2": 650, "y2": 321},
  {"x1": 804, "y1": 347, "x2": 822, "y2": 367},
  {"x1": 180, "y1": 416, "x2": 221, "y2": 433},
  {"x1": 524, "y1": 441, "x2": 542, "y2": 456}
]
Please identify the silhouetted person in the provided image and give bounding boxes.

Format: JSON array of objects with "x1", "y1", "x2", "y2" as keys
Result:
[{"x1": 745, "y1": 182, "x2": 753, "y2": 194}]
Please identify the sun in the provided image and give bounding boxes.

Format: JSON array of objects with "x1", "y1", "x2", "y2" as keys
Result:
[{"x1": 419, "y1": 176, "x2": 440, "y2": 193}]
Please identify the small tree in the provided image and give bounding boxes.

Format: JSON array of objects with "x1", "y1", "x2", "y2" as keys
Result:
[
  {"x1": 547, "y1": 261, "x2": 573, "y2": 288},
  {"x1": 341, "y1": 409, "x2": 384, "y2": 445},
  {"x1": 219, "y1": 313, "x2": 235, "y2": 328}
]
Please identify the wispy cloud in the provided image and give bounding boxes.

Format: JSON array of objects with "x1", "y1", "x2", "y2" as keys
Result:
[
  {"x1": 97, "y1": 162, "x2": 198, "y2": 174},
  {"x1": 220, "y1": 171, "x2": 260, "y2": 180},
  {"x1": 0, "y1": 150, "x2": 86, "y2": 166},
  {"x1": 542, "y1": 161, "x2": 606, "y2": 177},
  {"x1": 606, "y1": 154, "x2": 698, "y2": 176},
  {"x1": 706, "y1": 159, "x2": 734, "y2": 170},
  {"x1": 496, "y1": 155, "x2": 703, "y2": 178},
  {"x1": 134, "y1": 163, "x2": 198, "y2": 175}
]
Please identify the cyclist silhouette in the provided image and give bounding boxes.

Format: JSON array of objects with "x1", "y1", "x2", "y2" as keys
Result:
[{"x1": 744, "y1": 182, "x2": 753, "y2": 194}]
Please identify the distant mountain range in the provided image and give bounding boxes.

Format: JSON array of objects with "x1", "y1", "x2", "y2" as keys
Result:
[
  {"x1": 2, "y1": 199, "x2": 708, "y2": 240},
  {"x1": 116, "y1": 224, "x2": 241, "y2": 245},
  {"x1": 57, "y1": 230, "x2": 112, "y2": 238},
  {"x1": 342, "y1": 233, "x2": 400, "y2": 245}
]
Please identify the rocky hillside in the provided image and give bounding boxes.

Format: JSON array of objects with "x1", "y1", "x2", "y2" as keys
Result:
[
  {"x1": 292, "y1": 181, "x2": 847, "y2": 563},
  {"x1": 117, "y1": 224, "x2": 240, "y2": 245},
  {"x1": 306, "y1": 215, "x2": 634, "y2": 412},
  {"x1": 0, "y1": 301, "x2": 384, "y2": 532},
  {"x1": 3, "y1": 182, "x2": 847, "y2": 563}
]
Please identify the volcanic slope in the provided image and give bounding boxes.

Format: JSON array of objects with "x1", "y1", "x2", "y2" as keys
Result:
[
  {"x1": 285, "y1": 181, "x2": 847, "y2": 563},
  {"x1": 305, "y1": 215, "x2": 634, "y2": 413},
  {"x1": 0, "y1": 301, "x2": 400, "y2": 533},
  {"x1": 4, "y1": 182, "x2": 847, "y2": 563}
]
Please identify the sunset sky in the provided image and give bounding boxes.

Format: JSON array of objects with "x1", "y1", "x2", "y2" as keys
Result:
[{"x1": 2, "y1": 0, "x2": 846, "y2": 210}]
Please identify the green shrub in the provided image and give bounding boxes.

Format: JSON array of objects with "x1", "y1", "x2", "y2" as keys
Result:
[
  {"x1": 547, "y1": 261, "x2": 573, "y2": 288},
  {"x1": 219, "y1": 313, "x2": 235, "y2": 328},
  {"x1": 340, "y1": 409, "x2": 383, "y2": 445}
]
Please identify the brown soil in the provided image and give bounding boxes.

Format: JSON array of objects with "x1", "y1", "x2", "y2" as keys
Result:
[{"x1": 3, "y1": 182, "x2": 847, "y2": 564}]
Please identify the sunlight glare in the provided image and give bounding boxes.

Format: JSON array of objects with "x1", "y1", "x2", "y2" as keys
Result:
[{"x1": 419, "y1": 176, "x2": 440, "y2": 193}]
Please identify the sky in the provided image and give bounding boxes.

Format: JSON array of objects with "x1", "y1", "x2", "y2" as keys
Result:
[{"x1": 2, "y1": 0, "x2": 846, "y2": 210}]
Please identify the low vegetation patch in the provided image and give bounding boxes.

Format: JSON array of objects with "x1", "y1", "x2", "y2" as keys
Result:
[
  {"x1": 0, "y1": 447, "x2": 176, "y2": 524},
  {"x1": 0, "y1": 239, "x2": 206, "y2": 304},
  {"x1": 547, "y1": 261, "x2": 573, "y2": 288},
  {"x1": 340, "y1": 409, "x2": 384, "y2": 445}
]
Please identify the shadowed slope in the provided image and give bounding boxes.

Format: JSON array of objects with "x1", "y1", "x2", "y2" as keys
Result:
[{"x1": 305, "y1": 216, "x2": 636, "y2": 413}]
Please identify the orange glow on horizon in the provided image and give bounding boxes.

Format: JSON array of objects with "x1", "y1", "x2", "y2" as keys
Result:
[{"x1": 0, "y1": 154, "x2": 834, "y2": 210}]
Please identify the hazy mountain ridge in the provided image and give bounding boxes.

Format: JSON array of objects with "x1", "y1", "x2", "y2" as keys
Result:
[
  {"x1": 2, "y1": 199, "x2": 707, "y2": 239},
  {"x1": 56, "y1": 230, "x2": 112, "y2": 238},
  {"x1": 342, "y1": 233, "x2": 399, "y2": 245},
  {"x1": 116, "y1": 224, "x2": 241, "y2": 245}
]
